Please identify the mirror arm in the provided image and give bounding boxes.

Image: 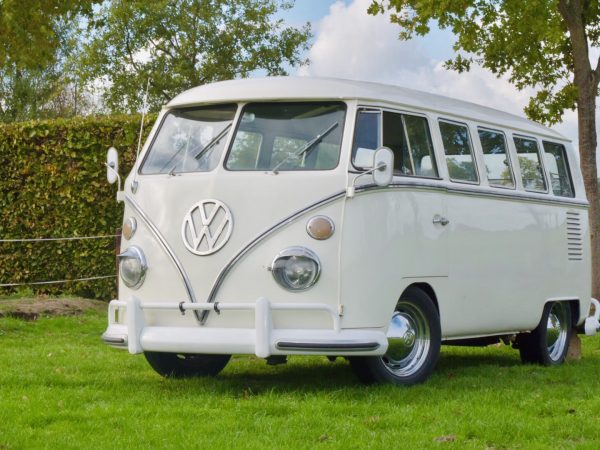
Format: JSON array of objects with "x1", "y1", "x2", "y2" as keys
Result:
[
  {"x1": 105, "y1": 163, "x2": 123, "y2": 201},
  {"x1": 346, "y1": 162, "x2": 388, "y2": 198}
]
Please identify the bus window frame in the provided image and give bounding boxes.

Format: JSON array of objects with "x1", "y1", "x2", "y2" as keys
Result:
[
  {"x1": 438, "y1": 118, "x2": 481, "y2": 186},
  {"x1": 512, "y1": 133, "x2": 550, "y2": 194},
  {"x1": 476, "y1": 126, "x2": 517, "y2": 191}
]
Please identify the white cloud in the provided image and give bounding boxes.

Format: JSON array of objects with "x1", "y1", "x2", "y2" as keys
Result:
[
  {"x1": 298, "y1": 0, "x2": 591, "y2": 160},
  {"x1": 298, "y1": 0, "x2": 429, "y2": 82}
]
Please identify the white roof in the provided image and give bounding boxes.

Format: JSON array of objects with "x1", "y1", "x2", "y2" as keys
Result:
[{"x1": 167, "y1": 76, "x2": 566, "y2": 141}]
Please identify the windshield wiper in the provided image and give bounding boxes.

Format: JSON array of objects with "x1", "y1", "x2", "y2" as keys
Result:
[
  {"x1": 194, "y1": 123, "x2": 232, "y2": 161},
  {"x1": 271, "y1": 121, "x2": 339, "y2": 174}
]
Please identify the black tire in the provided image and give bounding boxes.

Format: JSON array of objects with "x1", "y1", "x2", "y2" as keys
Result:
[
  {"x1": 516, "y1": 302, "x2": 572, "y2": 366},
  {"x1": 349, "y1": 286, "x2": 441, "y2": 386},
  {"x1": 144, "y1": 352, "x2": 231, "y2": 378}
]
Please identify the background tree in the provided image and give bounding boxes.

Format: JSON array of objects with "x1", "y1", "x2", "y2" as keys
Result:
[
  {"x1": 0, "y1": 0, "x2": 95, "y2": 69},
  {"x1": 0, "y1": 19, "x2": 93, "y2": 122},
  {"x1": 369, "y1": 0, "x2": 600, "y2": 300},
  {"x1": 0, "y1": 0, "x2": 97, "y2": 122},
  {"x1": 79, "y1": 0, "x2": 311, "y2": 113}
]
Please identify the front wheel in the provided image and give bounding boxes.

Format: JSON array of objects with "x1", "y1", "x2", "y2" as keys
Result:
[
  {"x1": 144, "y1": 352, "x2": 231, "y2": 378},
  {"x1": 516, "y1": 302, "x2": 572, "y2": 366},
  {"x1": 349, "y1": 286, "x2": 441, "y2": 386}
]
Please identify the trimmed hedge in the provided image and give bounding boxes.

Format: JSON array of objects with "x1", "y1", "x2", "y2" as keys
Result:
[{"x1": 0, "y1": 114, "x2": 156, "y2": 300}]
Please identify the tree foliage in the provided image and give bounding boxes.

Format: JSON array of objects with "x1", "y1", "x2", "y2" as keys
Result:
[
  {"x1": 0, "y1": 0, "x2": 95, "y2": 70},
  {"x1": 79, "y1": 0, "x2": 311, "y2": 113},
  {"x1": 0, "y1": 1, "x2": 97, "y2": 122},
  {"x1": 369, "y1": 0, "x2": 599, "y2": 125}
]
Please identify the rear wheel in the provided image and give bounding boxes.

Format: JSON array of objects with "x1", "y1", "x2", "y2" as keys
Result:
[
  {"x1": 144, "y1": 352, "x2": 231, "y2": 378},
  {"x1": 349, "y1": 286, "x2": 441, "y2": 386},
  {"x1": 516, "y1": 302, "x2": 572, "y2": 366}
]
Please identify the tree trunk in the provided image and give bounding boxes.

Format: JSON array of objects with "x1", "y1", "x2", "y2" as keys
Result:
[
  {"x1": 578, "y1": 85, "x2": 600, "y2": 300},
  {"x1": 557, "y1": 0, "x2": 599, "y2": 357}
]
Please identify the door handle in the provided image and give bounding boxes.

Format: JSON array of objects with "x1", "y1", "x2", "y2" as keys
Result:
[{"x1": 433, "y1": 215, "x2": 449, "y2": 226}]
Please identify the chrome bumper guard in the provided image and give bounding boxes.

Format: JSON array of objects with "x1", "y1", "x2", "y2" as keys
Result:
[
  {"x1": 584, "y1": 298, "x2": 600, "y2": 336},
  {"x1": 102, "y1": 297, "x2": 388, "y2": 357}
]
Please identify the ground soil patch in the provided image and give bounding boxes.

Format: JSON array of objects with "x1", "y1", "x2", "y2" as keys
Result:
[{"x1": 0, "y1": 297, "x2": 106, "y2": 321}]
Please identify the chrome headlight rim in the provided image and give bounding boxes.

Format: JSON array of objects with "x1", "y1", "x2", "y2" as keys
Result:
[
  {"x1": 118, "y1": 246, "x2": 147, "y2": 289},
  {"x1": 271, "y1": 246, "x2": 321, "y2": 292}
]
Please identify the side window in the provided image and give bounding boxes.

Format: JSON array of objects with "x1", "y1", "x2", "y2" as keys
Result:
[
  {"x1": 402, "y1": 114, "x2": 439, "y2": 177},
  {"x1": 543, "y1": 141, "x2": 575, "y2": 197},
  {"x1": 439, "y1": 120, "x2": 478, "y2": 183},
  {"x1": 352, "y1": 110, "x2": 380, "y2": 168},
  {"x1": 382, "y1": 111, "x2": 411, "y2": 175},
  {"x1": 478, "y1": 128, "x2": 514, "y2": 188},
  {"x1": 351, "y1": 109, "x2": 439, "y2": 178},
  {"x1": 513, "y1": 136, "x2": 547, "y2": 192}
]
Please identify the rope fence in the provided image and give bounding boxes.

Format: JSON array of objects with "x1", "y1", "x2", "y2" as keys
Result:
[
  {"x1": 0, "y1": 235, "x2": 118, "y2": 243},
  {"x1": 0, "y1": 234, "x2": 119, "y2": 289},
  {"x1": 0, "y1": 275, "x2": 116, "y2": 288}
]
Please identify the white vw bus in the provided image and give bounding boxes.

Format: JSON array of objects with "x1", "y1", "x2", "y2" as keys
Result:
[{"x1": 103, "y1": 77, "x2": 600, "y2": 385}]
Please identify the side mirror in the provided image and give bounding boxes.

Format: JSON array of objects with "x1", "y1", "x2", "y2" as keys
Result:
[
  {"x1": 107, "y1": 147, "x2": 119, "y2": 184},
  {"x1": 372, "y1": 146, "x2": 394, "y2": 187}
]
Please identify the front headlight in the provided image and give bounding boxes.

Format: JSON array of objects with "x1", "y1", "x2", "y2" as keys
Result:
[
  {"x1": 271, "y1": 247, "x2": 320, "y2": 291},
  {"x1": 118, "y1": 246, "x2": 147, "y2": 289}
]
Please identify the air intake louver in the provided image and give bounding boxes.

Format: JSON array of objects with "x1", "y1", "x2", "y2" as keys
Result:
[{"x1": 566, "y1": 211, "x2": 583, "y2": 261}]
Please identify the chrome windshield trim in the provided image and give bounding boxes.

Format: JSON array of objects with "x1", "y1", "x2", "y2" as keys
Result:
[
  {"x1": 125, "y1": 195, "x2": 200, "y2": 319},
  {"x1": 201, "y1": 189, "x2": 347, "y2": 324}
]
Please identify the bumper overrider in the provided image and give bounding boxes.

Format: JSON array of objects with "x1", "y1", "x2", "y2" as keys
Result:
[{"x1": 102, "y1": 297, "x2": 388, "y2": 357}]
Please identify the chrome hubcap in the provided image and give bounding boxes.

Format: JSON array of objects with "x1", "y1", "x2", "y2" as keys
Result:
[
  {"x1": 546, "y1": 303, "x2": 568, "y2": 361},
  {"x1": 382, "y1": 301, "x2": 430, "y2": 377}
]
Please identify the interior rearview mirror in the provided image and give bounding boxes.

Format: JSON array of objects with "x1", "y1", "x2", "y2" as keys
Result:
[
  {"x1": 372, "y1": 146, "x2": 394, "y2": 187},
  {"x1": 107, "y1": 147, "x2": 119, "y2": 184}
]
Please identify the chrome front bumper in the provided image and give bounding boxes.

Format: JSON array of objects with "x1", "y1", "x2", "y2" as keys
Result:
[
  {"x1": 102, "y1": 297, "x2": 388, "y2": 357},
  {"x1": 584, "y1": 298, "x2": 600, "y2": 335}
]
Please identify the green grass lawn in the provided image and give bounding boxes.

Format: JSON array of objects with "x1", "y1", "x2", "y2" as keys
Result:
[{"x1": 1, "y1": 307, "x2": 600, "y2": 449}]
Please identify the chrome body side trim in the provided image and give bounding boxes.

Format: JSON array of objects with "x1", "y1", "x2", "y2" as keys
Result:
[
  {"x1": 125, "y1": 195, "x2": 200, "y2": 318},
  {"x1": 203, "y1": 179, "x2": 588, "y2": 324},
  {"x1": 382, "y1": 180, "x2": 589, "y2": 208},
  {"x1": 201, "y1": 190, "x2": 347, "y2": 323}
]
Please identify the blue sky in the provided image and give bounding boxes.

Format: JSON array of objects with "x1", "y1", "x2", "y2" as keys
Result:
[
  {"x1": 280, "y1": 0, "x2": 347, "y2": 24},
  {"x1": 276, "y1": 0, "x2": 583, "y2": 149}
]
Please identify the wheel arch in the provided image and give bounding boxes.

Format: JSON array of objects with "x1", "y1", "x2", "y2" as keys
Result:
[
  {"x1": 541, "y1": 298, "x2": 580, "y2": 328},
  {"x1": 402, "y1": 282, "x2": 440, "y2": 314},
  {"x1": 568, "y1": 299, "x2": 580, "y2": 327}
]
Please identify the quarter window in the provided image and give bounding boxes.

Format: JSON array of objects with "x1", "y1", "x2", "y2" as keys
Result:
[
  {"x1": 439, "y1": 120, "x2": 478, "y2": 183},
  {"x1": 478, "y1": 128, "x2": 514, "y2": 188},
  {"x1": 352, "y1": 109, "x2": 438, "y2": 178},
  {"x1": 513, "y1": 136, "x2": 547, "y2": 192},
  {"x1": 543, "y1": 141, "x2": 574, "y2": 197}
]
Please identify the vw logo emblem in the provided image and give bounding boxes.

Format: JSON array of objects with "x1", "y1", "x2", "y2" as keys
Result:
[{"x1": 181, "y1": 199, "x2": 233, "y2": 256}]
